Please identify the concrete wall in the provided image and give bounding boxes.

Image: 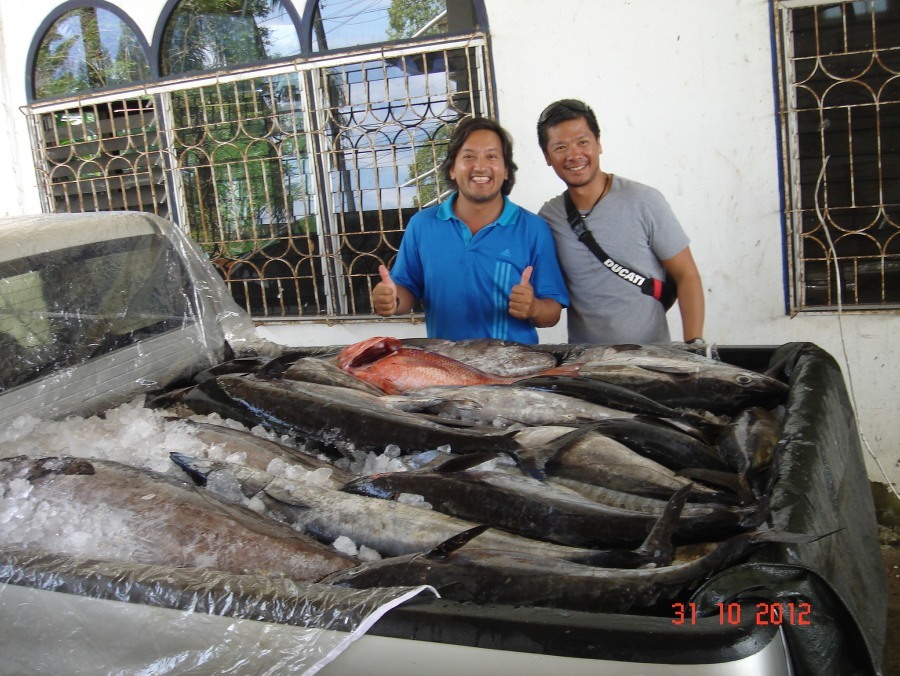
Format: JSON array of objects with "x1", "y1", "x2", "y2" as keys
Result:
[{"x1": 0, "y1": 0, "x2": 896, "y2": 490}]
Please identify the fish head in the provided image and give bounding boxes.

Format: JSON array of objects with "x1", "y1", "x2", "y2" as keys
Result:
[{"x1": 336, "y1": 336, "x2": 402, "y2": 371}]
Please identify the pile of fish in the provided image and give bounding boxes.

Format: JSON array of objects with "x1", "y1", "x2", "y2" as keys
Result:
[{"x1": 1, "y1": 336, "x2": 806, "y2": 615}]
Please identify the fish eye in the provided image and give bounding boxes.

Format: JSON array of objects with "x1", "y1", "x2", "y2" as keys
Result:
[{"x1": 736, "y1": 373, "x2": 755, "y2": 386}]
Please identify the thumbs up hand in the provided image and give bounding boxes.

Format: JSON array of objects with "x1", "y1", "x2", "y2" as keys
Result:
[
  {"x1": 508, "y1": 265, "x2": 536, "y2": 320},
  {"x1": 373, "y1": 264, "x2": 400, "y2": 316}
]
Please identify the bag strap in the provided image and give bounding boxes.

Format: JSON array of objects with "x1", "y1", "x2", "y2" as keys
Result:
[{"x1": 563, "y1": 191, "x2": 677, "y2": 308}]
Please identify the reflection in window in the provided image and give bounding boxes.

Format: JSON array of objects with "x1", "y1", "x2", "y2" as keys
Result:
[
  {"x1": 162, "y1": 0, "x2": 302, "y2": 75},
  {"x1": 311, "y1": 0, "x2": 477, "y2": 51},
  {"x1": 33, "y1": 7, "x2": 150, "y2": 99}
]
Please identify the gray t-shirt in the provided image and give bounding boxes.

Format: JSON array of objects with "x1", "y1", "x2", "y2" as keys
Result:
[{"x1": 539, "y1": 175, "x2": 689, "y2": 344}]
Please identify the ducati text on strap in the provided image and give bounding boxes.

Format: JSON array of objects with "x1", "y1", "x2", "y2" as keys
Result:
[{"x1": 603, "y1": 259, "x2": 646, "y2": 286}]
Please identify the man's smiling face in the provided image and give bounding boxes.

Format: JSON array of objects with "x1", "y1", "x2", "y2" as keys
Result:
[
  {"x1": 450, "y1": 128, "x2": 509, "y2": 205},
  {"x1": 543, "y1": 117, "x2": 603, "y2": 189}
]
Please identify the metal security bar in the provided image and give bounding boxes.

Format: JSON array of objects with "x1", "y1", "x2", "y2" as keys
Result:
[
  {"x1": 26, "y1": 36, "x2": 491, "y2": 321},
  {"x1": 33, "y1": 98, "x2": 170, "y2": 216},
  {"x1": 775, "y1": 0, "x2": 900, "y2": 312}
]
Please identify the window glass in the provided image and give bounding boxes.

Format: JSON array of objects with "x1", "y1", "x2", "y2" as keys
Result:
[
  {"x1": 0, "y1": 234, "x2": 192, "y2": 391},
  {"x1": 311, "y1": 0, "x2": 476, "y2": 51},
  {"x1": 33, "y1": 7, "x2": 151, "y2": 99},
  {"x1": 162, "y1": 0, "x2": 302, "y2": 75}
]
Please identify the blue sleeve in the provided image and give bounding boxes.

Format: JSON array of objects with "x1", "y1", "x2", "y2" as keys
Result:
[
  {"x1": 389, "y1": 218, "x2": 424, "y2": 300},
  {"x1": 531, "y1": 221, "x2": 570, "y2": 307}
]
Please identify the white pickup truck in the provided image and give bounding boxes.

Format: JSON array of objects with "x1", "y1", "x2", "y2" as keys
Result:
[{"x1": 0, "y1": 212, "x2": 885, "y2": 675}]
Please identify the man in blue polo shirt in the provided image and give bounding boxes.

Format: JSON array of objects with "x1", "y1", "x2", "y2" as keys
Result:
[{"x1": 372, "y1": 117, "x2": 569, "y2": 343}]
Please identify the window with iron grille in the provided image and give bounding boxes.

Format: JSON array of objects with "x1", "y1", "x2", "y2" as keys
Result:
[
  {"x1": 25, "y1": 1, "x2": 491, "y2": 321},
  {"x1": 773, "y1": 0, "x2": 900, "y2": 312}
]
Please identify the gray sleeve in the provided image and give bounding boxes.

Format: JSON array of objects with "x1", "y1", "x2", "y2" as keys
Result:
[{"x1": 643, "y1": 188, "x2": 690, "y2": 261}]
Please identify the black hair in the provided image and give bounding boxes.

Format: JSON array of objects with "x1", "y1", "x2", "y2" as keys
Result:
[
  {"x1": 440, "y1": 116, "x2": 517, "y2": 196},
  {"x1": 536, "y1": 99, "x2": 601, "y2": 151}
]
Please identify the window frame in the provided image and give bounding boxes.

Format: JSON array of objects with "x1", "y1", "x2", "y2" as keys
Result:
[
  {"x1": 24, "y1": 1, "x2": 495, "y2": 323},
  {"x1": 772, "y1": 0, "x2": 900, "y2": 314}
]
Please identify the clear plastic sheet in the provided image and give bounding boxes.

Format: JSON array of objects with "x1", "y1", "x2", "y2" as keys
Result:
[
  {"x1": 0, "y1": 546, "x2": 437, "y2": 675},
  {"x1": 0, "y1": 212, "x2": 276, "y2": 424}
]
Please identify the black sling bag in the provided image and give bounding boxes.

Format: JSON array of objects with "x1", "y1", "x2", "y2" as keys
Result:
[{"x1": 563, "y1": 191, "x2": 677, "y2": 310}]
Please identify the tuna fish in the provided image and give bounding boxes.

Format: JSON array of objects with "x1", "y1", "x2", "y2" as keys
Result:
[
  {"x1": 385, "y1": 384, "x2": 634, "y2": 428},
  {"x1": 402, "y1": 338, "x2": 560, "y2": 376},
  {"x1": 182, "y1": 374, "x2": 520, "y2": 457},
  {"x1": 580, "y1": 417, "x2": 734, "y2": 473},
  {"x1": 508, "y1": 424, "x2": 730, "y2": 503},
  {"x1": 569, "y1": 344, "x2": 790, "y2": 414},
  {"x1": 180, "y1": 419, "x2": 355, "y2": 488},
  {"x1": 322, "y1": 527, "x2": 813, "y2": 613},
  {"x1": 170, "y1": 453, "x2": 677, "y2": 567},
  {"x1": 514, "y1": 374, "x2": 722, "y2": 432},
  {"x1": 0, "y1": 455, "x2": 358, "y2": 581},
  {"x1": 341, "y1": 458, "x2": 749, "y2": 548}
]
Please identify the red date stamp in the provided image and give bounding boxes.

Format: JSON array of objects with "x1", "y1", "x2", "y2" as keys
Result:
[{"x1": 672, "y1": 601, "x2": 811, "y2": 626}]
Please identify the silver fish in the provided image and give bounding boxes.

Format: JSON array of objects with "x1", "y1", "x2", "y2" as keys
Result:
[
  {"x1": 322, "y1": 527, "x2": 812, "y2": 613},
  {"x1": 0, "y1": 455, "x2": 358, "y2": 581},
  {"x1": 181, "y1": 419, "x2": 354, "y2": 488},
  {"x1": 509, "y1": 424, "x2": 725, "y2": 502},
  {"x1": 183, "y1": 375, "x2": 520, "y2": 457},
  {"x1": 342, "y1": 461, "x2": 744, "y2": 548},
  {"x1": 170, "y1": 453, "x2": 670, "y2": 567},
  {"x1": 403, "y1": 338, "x2": 559, "y2": 376},
  {"x1": 388, "y1": 384, "x2": 633, "y2": 428},
  {"x1": 281, "y1": 356, "x2": 386, "y2": 395},
  {"x1": 569, "y1": 344, "x2": 790, "y2": 414}
]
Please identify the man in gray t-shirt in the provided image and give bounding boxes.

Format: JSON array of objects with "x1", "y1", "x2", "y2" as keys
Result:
[{"x1": 536, "y1": 99, "x2": 705, "y2": 345}]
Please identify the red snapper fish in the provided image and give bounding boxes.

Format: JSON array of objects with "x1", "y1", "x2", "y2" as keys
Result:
[{"x1": 337, "y1": 336, "x2": 577, "y2": 394}]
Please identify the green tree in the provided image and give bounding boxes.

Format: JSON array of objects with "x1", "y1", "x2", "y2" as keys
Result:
[
  {"x1": 410, "y1": 121, "x2": 454, "y2": 208},
  {"x1": 387, "y1": 0, "x2": 446, "y2": 40}
]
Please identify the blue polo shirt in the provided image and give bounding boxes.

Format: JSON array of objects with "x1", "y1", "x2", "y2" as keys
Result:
[{"x1": 390, "y1": 194, "x2": 569, "y2": 343}]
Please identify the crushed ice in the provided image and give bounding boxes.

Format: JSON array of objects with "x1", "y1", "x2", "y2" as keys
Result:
[{"x1": 0, "y1": 396, "x2": 435, "y2": 562}]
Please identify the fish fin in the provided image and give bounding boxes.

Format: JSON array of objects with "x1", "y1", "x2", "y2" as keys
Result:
[
  {"x1": 537, "y1": 363, "x2": 581, "y2": 378},
  {"x1": 750, "y1": 526, "x2": 839, "y2": 546},
  {"x1": 169, "y1": 452, "x2": 209, "y2": 486},
  {"x1": 633, "y1": 483, "x2": 691, "y2": 566},
  {"x1": 433, "y1": 452, "x2": 499, "y2": 473},
  {"x1": 510, "y1": 425, "x2": 590, "y2": 479},
  {"x1": 260, "y1": 483, "x2": 310, "y2": 508},
  {"x1": 508, "y1": 451, "x2": 547, "y2": 480},
  {"x1": 337, "y1": 336, "x2": 401, "y2": 370},
  {"x1": 426, "y1": 525, "x2": 491, "y2": 559}
]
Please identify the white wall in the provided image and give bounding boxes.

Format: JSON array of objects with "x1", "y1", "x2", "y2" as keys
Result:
[{"x1": 0, "y1": 0, "x2": 896, "y2": 490}]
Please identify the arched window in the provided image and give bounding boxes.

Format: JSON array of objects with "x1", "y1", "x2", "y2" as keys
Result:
[
  {"x1": 159, "y1": 0, "x2": 303, "y2": 75},
  {"x1": 306, "y1": 0, "x2": 481, "y2": 52},
  {"x1": 29, "y1": 1, "x2": 151, "y2": 100}
]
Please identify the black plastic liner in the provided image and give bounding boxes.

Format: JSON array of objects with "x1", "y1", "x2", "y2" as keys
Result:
[{"x1": 694, "y1": 342, "x2": 887, "y2": 675}]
